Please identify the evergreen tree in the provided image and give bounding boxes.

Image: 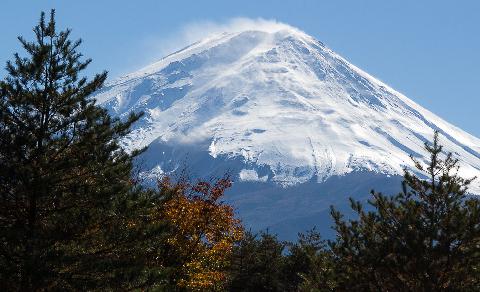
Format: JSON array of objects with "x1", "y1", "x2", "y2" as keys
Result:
[
  {"x1": 288, "y1": 230, "x2": 337, "y2": 291},
  {"x1": 0, "y1": 10, "x2": 168, "y2": 290},
  {"x1": 228, "y1": 231, "x2": 288, "y2": 292},
  {"x1": 228, "y1": 229, "x2": 336, "y2": 292},
  {"x1": 329, "y1": 131, "x2": 480, "y2": 291}
]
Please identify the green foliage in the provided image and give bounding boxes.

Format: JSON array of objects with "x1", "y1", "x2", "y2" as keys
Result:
[
  {"x1": 329, "y1": 131, "x2": 480, "y2": 291},
  {"x1": 0, "y1": 10, "x2": 168, "y2": 290},
  {"x1": 292, "y1": 231, "x2": 338, "y2": 291},
  {"x1": 228, "y1": 231, "x2": 288, "y2": 291},
  {"x1": 228, "y1": 229, "x2": 336, "y2": 292}
]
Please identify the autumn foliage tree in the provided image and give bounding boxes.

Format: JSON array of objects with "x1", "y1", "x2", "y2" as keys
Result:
[{"x1": 154, "y1": 176, "x2": 244, "y2": 291}]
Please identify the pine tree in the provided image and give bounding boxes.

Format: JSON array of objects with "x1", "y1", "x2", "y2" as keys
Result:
[
  {"x1": 0, "y1": 10, "x2": 167, "y2": 290},
  {"x1": 228, "y1": 231, "x2": 288, "y2": 292},
  {"x1": 329, "y1": 131, "x2": 480, "y2": 291},
  {"x1": 288, "y1": 230, "x2": 337, "y2": 291}
]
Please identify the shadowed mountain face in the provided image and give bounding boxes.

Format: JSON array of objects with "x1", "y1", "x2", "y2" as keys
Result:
[{"x1": 92, "y1": 24, "x2": 480, "y2": 239}]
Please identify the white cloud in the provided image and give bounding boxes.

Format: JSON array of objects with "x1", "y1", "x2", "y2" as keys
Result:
[
  {"x1": 136, "y1": 18, "x2": 300, "y2": 73},
  {"x1": 179, "y1": 18, "x2": 298, "y2": 45}
]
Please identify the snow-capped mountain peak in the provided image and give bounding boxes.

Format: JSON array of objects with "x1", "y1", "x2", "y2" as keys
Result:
[{"x1": 93, "y1": 23, "x2": 480, "y2": 193}]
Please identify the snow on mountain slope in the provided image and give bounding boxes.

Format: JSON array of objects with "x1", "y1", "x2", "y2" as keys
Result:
[{"x1": 92, "y1": 22, "x2": 480, "y2": 195}]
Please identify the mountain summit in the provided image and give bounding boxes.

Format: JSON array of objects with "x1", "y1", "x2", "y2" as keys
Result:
[{"x1": 93, "y1": 23, "x2": 480, "y2": 237}]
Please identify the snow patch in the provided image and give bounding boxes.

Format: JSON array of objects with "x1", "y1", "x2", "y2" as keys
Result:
[
  {"x1": 208, "y1": 139, "x2": 217, "y2": 158},
  {"x1": 239, "y1": 169, "x2": 268, "y2": 182}
]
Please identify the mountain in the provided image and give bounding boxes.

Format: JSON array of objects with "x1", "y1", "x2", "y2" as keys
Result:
[{"x1": 92, "y1": 23, "x2": 480, "y2": 239}]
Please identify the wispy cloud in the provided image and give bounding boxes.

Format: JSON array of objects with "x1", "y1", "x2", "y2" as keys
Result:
[
  {"x1": 177, "y1": 18, "x2": 297, "y2": 47},
  {"x1": 131, "y1": 18, "x2": 299, "y2": 74}
]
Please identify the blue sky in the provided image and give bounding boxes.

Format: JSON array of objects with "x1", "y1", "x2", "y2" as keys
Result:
[{"x1": 1, "y1": 0, "x2": 479, "y2": 137}]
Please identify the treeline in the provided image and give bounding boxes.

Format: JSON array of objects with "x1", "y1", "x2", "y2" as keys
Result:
[{"x1": 1, "y1": 11, "x2": 479, "y2": 291}]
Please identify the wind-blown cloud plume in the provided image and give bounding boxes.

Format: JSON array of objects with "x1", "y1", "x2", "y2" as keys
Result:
[{"x1": 135, "y1": 18, "x2": 301, "y2": 72}]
